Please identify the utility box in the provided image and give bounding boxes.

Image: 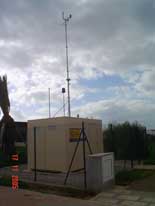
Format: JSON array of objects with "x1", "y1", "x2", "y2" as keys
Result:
[
  {"x1": 27, "y1": 117, "x2": 103, "y2": 172},
  {"x1": 87, "y1": 153, "x2": 114, "y2": 192}
]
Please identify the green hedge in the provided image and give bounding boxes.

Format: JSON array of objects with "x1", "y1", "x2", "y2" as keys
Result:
[{"x1": 115, "y1": 169, "x2": 155, "y2": 185}]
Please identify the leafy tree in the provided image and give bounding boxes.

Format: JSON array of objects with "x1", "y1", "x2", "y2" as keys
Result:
[{"x1": 103, "y1": 121, "x2": 148, "y2": 168}]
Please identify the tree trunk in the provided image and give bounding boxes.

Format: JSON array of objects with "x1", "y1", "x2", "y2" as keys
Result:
[{"x1": 1, "y1": 114, "x2": 16, "y2": 157}]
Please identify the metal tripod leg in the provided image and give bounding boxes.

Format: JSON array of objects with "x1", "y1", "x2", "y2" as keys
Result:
[{"x1": 64, "y1": 128, "x2": 83, "y2": 185}]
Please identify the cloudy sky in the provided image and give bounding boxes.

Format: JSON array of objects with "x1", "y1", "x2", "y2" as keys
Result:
[{"x1": 0, "y1": 0, "x2": 155, "y2": 129}]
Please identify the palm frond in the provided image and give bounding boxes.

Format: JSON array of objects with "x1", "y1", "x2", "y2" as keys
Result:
[{"x1": 0, "y1": 75, "x2": 10, "y2": 115}]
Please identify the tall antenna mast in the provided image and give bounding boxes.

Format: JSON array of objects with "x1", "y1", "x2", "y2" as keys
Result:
[{"x1": 62, "y1": 12, "x2": 72, "y2": 117}]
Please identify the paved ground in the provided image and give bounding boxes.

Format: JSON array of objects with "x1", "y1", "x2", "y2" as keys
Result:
[
  {"x1": 0, "y1": 186, "x2": 92, "y2": 206},
  {"x1": 1, "y1": 185, "x2": 155, "y2": 206},
  {"x1": 92, "y1": 186, "x2": 155, "y2": 206},
  {"x1": 1, "y1": 163, "x2": 155, "y2": 205},
  {"x1": 0, "y1": 162, "x2": 136, "y2": 189},
  {"x1": 0, "y1": 161, "x2": 142, "y2": 188},
  {"x1": 0, "y1": 164, "x2": 85, "y2": 189}
]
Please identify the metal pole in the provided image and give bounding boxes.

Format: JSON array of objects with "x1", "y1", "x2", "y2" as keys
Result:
[
  {"x1": 85, "y1": 135, "x2": 93, "y2": 154},
  {"x1": 64, "y1": 128, "x2": 82, "y2": 185},
  {"x1": 63, "y1": 93, "x2": 65, "y2": 116},
  {"x1": 48, "y1": 88, "x2": 51, "y2": 118},
  {"x1": 82, "y1": 122, "x2": 87, "y2": 189},
  {"x1": 62, "y1": 12, "x2": 72, "y2": 117},
  {"x1": 34, "y1": 127, "x2": 37, "y2": 181}
]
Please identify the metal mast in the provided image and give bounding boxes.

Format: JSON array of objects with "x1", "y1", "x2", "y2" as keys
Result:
[
  {"x1": 48, "y1": 88, "x2": 51, "y2": 118},
  {"x1": 62, "y1": 12, "x2": 72, "y2": 117}
]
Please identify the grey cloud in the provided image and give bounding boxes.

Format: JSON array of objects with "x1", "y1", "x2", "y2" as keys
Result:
[
  {"x1": 0, "y1": 0, "x2": 155, "y2": 127},
  {"x1": 118, "y1": 42, "x2": 155, "y2": 69},
  {"x1": 1, "y1": 0, "x2": 155, "y2": 73},
  {"x1": 73, "y1": 98, "x2": 155, "y2": 129},
  {"x1": 135, "y1": 69, "x2": 155, "y2": 95}
]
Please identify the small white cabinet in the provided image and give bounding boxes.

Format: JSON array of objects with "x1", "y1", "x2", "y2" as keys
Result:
[{"x1": 87, "y1": 153, "x2": 114, "y2": 192}]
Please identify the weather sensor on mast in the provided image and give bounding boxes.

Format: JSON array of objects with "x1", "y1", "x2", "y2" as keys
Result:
[{"x1": 62, "y1": 12, "x2": 72, "y2": 117}]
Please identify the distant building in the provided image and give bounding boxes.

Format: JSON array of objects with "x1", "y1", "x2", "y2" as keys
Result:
[
  {"x1": 15, "y1": 122, "x2": 27, "y2": 143},
  {"x1": 147, "y1": 129, "x2": 155, "y2": 136},
  {"x1": 0, "y1": 121, "x2": 27, "y2": 144}
]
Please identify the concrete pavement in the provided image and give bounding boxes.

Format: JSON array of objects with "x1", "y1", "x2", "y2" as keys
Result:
[
  {"x1": 0, "y1": 186, "x2": 96, "y2": 206},
  {"x1": 1, "y1": 186, "x2": 155, "y2": 206},
  {"x1": 91, "y1": 186, "x2": 155, "y2": 206}
]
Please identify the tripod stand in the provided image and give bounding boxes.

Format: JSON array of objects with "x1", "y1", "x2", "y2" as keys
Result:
[{"x1": 64, "y1": 121, "x2": 93, "y2": 189}]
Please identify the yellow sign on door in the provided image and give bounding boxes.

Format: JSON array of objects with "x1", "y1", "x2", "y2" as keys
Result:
[{"x1": 69, "y1": 128, "x2": 81, "y2": 142}]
